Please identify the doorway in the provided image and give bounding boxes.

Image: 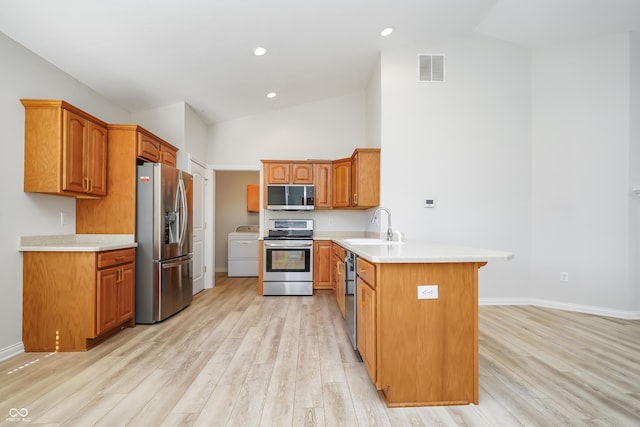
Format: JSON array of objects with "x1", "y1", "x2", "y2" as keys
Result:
[{"x1": 214, "y1": 170, "x2": 261, "y2": 275}]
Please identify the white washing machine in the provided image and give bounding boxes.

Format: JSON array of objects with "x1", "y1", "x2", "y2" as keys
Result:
[{"x1": 227, "y1": 225, "x2": 259, "y2": 277}]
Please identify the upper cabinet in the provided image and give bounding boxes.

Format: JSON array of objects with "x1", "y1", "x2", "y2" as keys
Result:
[
  {"x1": 261, "y1": 148, "x2": 380, "y2": 210},
  {"x1": 22, "y1": 99, "x2": 108, "y2": 198},
  {"x1": 332, "y1": 158, "x2": 351, "y2": 208},
  {"x1": 350, "y1": 148, "x2": 380, "y2": 208},
  {"x1": 332, "y1": 148, "x2": 380, "y2": 209},
  {"x1": 313, "y1": 162, "x2": 332, "y2": 209},
  {"x1": 135, "y1": 129, "x2": 178, "y2": 167},
  {"x1": 263, "y1": 161, "x2": 314, "y2": 184}
]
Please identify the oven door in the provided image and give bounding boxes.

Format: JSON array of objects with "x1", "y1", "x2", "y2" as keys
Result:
[{"x1": 263, "y1": 240, "x2": 313, "y2": 282}]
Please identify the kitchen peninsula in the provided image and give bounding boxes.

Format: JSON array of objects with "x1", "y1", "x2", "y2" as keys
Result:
[{"x1": 333, "y1": 238, "x2": 513, "y2": 407}]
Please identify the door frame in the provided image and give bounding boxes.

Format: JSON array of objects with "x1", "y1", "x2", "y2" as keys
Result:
[{"x1": 210, "y1": 164, "x2": 262, "y2": 289}]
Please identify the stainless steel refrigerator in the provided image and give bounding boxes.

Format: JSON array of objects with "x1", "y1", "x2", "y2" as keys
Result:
[{"x1": 136, "y1": 162, "x2": 193, "y2": 324}]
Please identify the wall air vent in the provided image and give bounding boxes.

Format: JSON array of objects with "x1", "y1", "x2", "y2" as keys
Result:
[{"x1": 418, "y1": 54, "x2": 445, "y2": 82}]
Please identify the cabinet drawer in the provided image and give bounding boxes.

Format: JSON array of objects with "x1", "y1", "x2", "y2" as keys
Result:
[
  {"x1": 332, "y1": 243, "x2": 346, "y2": 261},
  {"x1": 98, "y1": 248, "x2": 135, "y2": 269},
  {"x1": 357, "y1": 257, "x2": 376, "y2": 288}
]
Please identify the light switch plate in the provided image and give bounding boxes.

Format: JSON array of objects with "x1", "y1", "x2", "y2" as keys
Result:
[{"x1": 418, "y1": 285, "x2": 438, "y2": 300}]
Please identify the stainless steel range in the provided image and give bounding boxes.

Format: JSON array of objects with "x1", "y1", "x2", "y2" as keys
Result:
[{"x1": 263, "y1": 219, "x2": 313, "y2": 296}]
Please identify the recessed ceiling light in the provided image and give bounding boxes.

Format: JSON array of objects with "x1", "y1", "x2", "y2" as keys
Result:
[
  {"x1": 380, "y1": 27, "x2": 393, "y2": 37},
  {"x1": 254, "y1": 47, "x2": 267, "y2": 56},
  {"x1": 266, "y1": 92, "x2": 277, "y2": 99}
]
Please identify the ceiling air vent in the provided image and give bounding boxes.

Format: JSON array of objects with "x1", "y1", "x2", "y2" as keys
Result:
[{"x1": 418, "y1": 54, "x2": 445, "y2": 82}]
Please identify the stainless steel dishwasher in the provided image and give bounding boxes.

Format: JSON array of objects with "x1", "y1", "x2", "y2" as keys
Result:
[{"x1": 344, "y1": 250, "x2": 358, "y2": 352}]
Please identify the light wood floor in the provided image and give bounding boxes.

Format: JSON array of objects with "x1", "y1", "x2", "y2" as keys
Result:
[{"x1": 1, "y1": 276, "x2": 639, "y2": 426}]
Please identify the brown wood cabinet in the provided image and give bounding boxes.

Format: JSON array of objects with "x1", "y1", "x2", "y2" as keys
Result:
[
  {"x1": 331, "y1": 148, "x2": 380, "y2": 209},
  {"x1": 332, "y1": 158, "x2": 351, "y2": 208},
  {"x1": 364, "y1": 260, "x2": 484, "y2": 407},
  {"x1": 247, "y1": 184, "x2": 260, "y2": 212},
  {"x1": 22, "y1": 99, "x2": 108, "y2": 198},
  {"x1": 332, "y1": 243, "x2": 346, "y2": 316},
  {"x1": 263, "y1": 161, "x2": 314, "y2": 184},
  {"x1": 96, "y1": 249, "x2": 135, "y2": 335},
  {"x1": 356, "y1": 257, "x2": 376, "y2": 383},
  {"x1": 76, "y1": 124, "x2": 177, "y2": 234},
  {"x1": 351, "y1": 148, "x2": 380, "y2": 208},
  {"x1": 23, "y1": 248, "x2": 135, "y2": 352},
  {"x1": 136, "y1": 130, "x2": 178, "y2": 167},
  {"x1": 313, "y1": 240, "x2": 332, "y2": 290},
  {"x1": 313, "y1": 162, "x2": 332, "y2": 209}
]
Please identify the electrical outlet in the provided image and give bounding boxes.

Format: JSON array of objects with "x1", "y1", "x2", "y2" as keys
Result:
[
  {"x1": 60, "y1": 212, "x2": 70, "y2": 225},
  {"x1": 560, "y1": 272, "x2": 569, "y2": 282},
  {"x1": 418, "y1": 285, "x2": 438, "y2": 300},
  {"x1": 424, "y1": 199, "x2": 436, "y2": 208}
]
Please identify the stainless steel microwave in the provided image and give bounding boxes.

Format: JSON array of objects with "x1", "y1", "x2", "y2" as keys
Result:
[{"x1": 266, "y1": 185, "x2": 315, "y2": 210}]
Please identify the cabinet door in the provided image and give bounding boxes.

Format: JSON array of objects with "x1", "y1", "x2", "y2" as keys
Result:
[
  {"x1": 265, "y1": 162, "x2": 290, "y2": 184},
  {"x1": 87, "y1": 122, "x2": 108, "y2": 196},
  {"x1": 160, "y1": 144, "x2": 177, "y2": 167},
  {"x1": 313, "y1": 241, "x2": 332, "y2": 290},
  {"x1": 291, "y1": 163, "x2": 313, "y2": 184},
  {"x1": 118, "y1": 263, "x2": 135, "y2": 322},
  {"x1": 62, "y1": 109, "x2": 88, "y2": 193},
  {"x1": 335, "y1": 255, "x2": 345, "y2": 317},
  {"x1": 137, "y1": 133, "x2": 161, "y2": 162},
  {"x1": 313, "y1": 163, "x2": 332, "y2": 209},
  {"x1": 97, "y1": 266, "x2": 119, "y2": 335},
  {"x1": 332, "y1": 159, "x2": 351, "y2": 208},
  {"x1": 351, "y1": 149, "x2": 380, "y2": 208},
  {"x1": 357, "y1": 279, "x2": 376, "y2": 383}
]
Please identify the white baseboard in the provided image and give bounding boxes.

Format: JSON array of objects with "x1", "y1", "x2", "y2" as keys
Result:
[
  {"x1": 479, "y1": 298, "x2": 640, "y2": 320},
  {"x1": 0, "y1": 342, "x2": 24, "y2": 362}
]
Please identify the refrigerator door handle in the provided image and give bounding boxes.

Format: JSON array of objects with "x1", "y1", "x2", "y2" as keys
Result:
[
  {"x1": 179, "y1": 177, "x2": 187, "y2": 247},
  {"x1": 174, "y1": 177, "x2": 188, "y2": 249},
  {"x1": 161, "y1": 256, "x2": 192, "y2": 269}
]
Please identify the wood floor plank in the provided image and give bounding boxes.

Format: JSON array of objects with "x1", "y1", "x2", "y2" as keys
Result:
[{"x1": 1, "y1": 277, "x2": 639, "y2": 426}]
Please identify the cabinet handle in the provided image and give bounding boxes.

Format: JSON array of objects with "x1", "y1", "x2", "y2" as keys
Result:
[
  {"x1": 353, "y1": 193, "x2": 358, "y2": 205},
  {"x1": 83, "y1": 177, "x2": 90, "y2": 192}
]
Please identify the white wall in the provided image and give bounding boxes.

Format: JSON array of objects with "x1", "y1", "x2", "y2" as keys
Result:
[
  {"x1": 209, "y1": 92, "x2": 372, "y2": 235},
  {"x1": 0, "y1": 33, "x2": 130, "y2": 359},
  {"x1": 631, "y1": 33, "x2": 640, "y2": 311},
  {"x1": 208, "y1": 92, "x2": 367, "y2": 165},
  {"x1": 531, "y1": 33, "x2": 638, "y2": 314},
  {"x1": 378, "y1": 37, "x2": 533, "y2": 300},
  {"x1": 366, "y1": 55, "x2": 382, "y2": 149}
]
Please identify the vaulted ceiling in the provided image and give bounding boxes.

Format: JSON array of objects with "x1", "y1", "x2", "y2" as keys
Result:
[{"x1": 1, "y1": 0, "x2": 640, "y2": 124}]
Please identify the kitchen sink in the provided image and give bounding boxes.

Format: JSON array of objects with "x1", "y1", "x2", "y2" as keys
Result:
[{"x1": 343, "y1": 238, "x2": 403, "y2": 245}]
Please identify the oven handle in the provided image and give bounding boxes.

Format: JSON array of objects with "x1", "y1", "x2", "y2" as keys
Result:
[{"x1": 264, "y1": 242, "x2": 313, "y2": 248}]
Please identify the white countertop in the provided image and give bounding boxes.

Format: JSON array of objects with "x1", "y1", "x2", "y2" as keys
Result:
[
  {"x1": 335, "y1": 238, "x2": 514, "y2": 263},
  {"x1": 19, "y1": 234, "x2": 137, "y2": 252}
]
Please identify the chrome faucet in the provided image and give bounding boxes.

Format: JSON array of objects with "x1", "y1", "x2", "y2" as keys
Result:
[{"x1": 370, "y1": 206, "x2": 393, "y2": 241}]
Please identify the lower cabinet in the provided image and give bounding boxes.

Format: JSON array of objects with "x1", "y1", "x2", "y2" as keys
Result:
[
  {"x1": 357, "y1": 277, "x2": 376, "y2": 383},
  {"x1": 97, "y1": 251, "x2": 135, "y2": 335},
  {"x1": 23, "y1": 248, "x2": 136, "y2": 351},
  {"x1": 313, "y1": 241, "x2": 332, "y2": 290},
  {"x1": 332, "y1": 243, "x2": 346, "y2": 317}
]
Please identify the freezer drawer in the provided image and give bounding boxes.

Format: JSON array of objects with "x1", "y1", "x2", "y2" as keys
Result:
[{"x1": 158, "y1": 256, "x2": 193, "y2": 321}]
